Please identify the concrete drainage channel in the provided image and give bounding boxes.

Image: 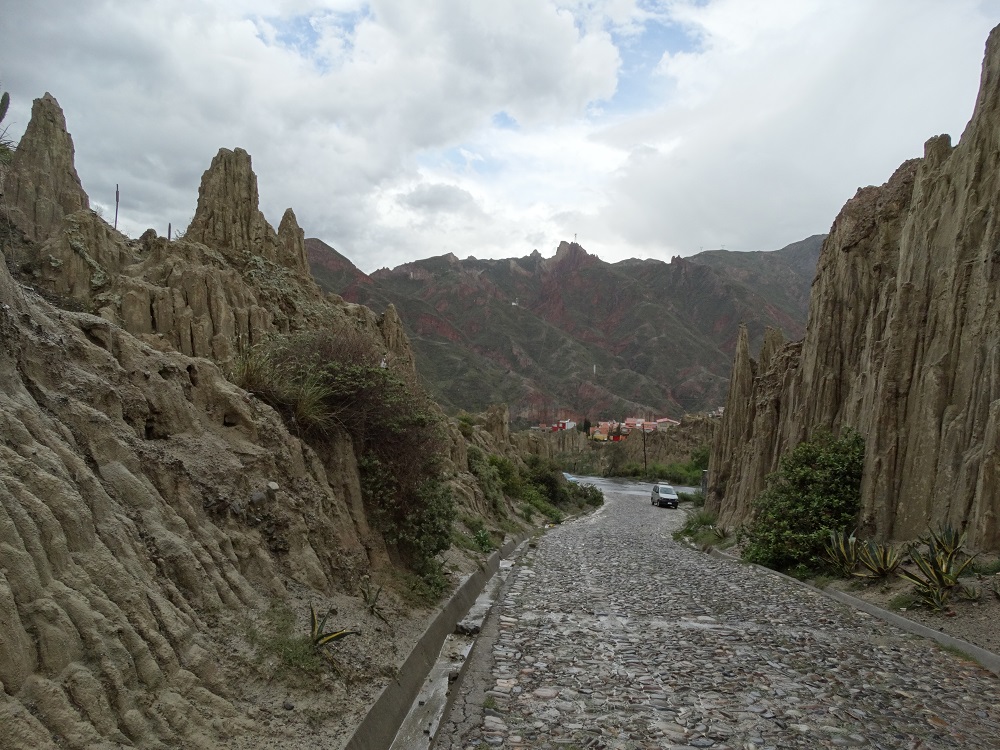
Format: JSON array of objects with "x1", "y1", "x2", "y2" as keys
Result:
[{"x1": 343, "y1": 536, "x2": 529, "y2": 750}]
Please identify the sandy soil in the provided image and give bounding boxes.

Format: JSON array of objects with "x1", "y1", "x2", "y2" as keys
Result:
[
  {"x1": 214, "y1": 544, "x2": 487, "y2": 750},
  {"x1": 823, "y1": 559, "x2": 1000, "y2": 659}
]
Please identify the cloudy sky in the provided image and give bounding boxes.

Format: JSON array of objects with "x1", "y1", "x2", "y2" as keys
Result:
[{"x1": 3, "y1": 1, "x2": 999, "y2": 272}]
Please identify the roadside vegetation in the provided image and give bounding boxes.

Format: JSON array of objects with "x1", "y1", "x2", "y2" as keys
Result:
[
  {"x1": 494, "y1": 453, "x2": 603, "y2": 524},
  {"x1": 604, "y1": 443, "x2": 709, "y2": 485},
  {"x1": 673, "y1": 508, "x2": 733, "y2": 549},
  {"x1": 823, "y1": 526, "x2": 997, "y2": 613},
  {"x1": 0, "y1": 85, "x2": 13, "y2": 163},
  {"x1": 230, "y1": 325, "x2": 454, "y2": 597},
  {"x1": 684, "y1": 427, "x2": 996, "y2": 620},
  {"x1": 737, "y1": 429, "x2": 864, "y2": 573}
]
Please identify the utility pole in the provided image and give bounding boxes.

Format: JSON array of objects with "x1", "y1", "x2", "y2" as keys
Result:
[
  {"x1": 114, "y1": 184, "x2": 119, "y2": 229},
  {"x1": 642, "y1": 426, "x2": 648, "y2": 476}
]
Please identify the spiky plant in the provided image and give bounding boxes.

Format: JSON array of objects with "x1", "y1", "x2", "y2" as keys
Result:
[
  {"x1": 921, "y1": 525, "x2": 967, "y2": 559},
  {"x1": 824, "y1": 529, "x2": 859, "y2": 578},
  {"x1": 309, "y1": 604, "x2": 360, "y2": 649},
  {"x1": 915, "y1": 584, "x2": 952, "y2": 612},
  {"x1": 359, "y1": 575, "x2": 390, "y2": 625},
  {"x1": 0, "y1": 87, "x2": 13, "y2": 164},
  {"x1": 855, "y1": 540, "x2": 901, "y2": 580},
  {"x1": 958, "y1": 584, "x2": 981, "y2": 602}
]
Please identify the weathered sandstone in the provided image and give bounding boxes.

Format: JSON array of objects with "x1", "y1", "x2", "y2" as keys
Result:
[
  {"x1": 708, "y1": 26, "x2": 1000, "y2": 551},
  {"x1": 0, "y1": 93, "x2": 514, "y2": 748},
  {"x1": 1, "y1": 93, "x2": 89, "y2": 242}
]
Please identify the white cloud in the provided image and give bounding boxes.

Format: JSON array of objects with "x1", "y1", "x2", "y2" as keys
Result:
[{"x1": 3, "y1": 0, "x2": 999, "y2": 271}]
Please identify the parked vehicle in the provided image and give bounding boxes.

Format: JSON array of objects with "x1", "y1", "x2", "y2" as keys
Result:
[{"x1": 650, "y1": 483, "x2": 679, "y2": 508}]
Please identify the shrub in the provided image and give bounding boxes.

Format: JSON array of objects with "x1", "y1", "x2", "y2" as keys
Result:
[
  {"x1": 468, "y1": 446, "x2": 506, "y2": 516},
  {"x1": 740, "y1": 429, "x2": 864, "y2": 571},
  {"x1": 490, "y1": 455, "x2": 522, "y2": 496},
  {"x1": 0, "y1": 87, "x2": 13, "y2": 164},
  {"x1": 568, "y1": 482, "x2": 603, "y2": 508},
  {"x1": 676, "y1": 509, "x2": 718, "y2": 539},
  {"x1": 473, "y1": 529, "x2": 494, "y2": 552},
  {"x1": 677, "y1": 491, "x2": 703, "y2": 506},
  {"x1": 231, "y1": 328, "x2": 453, "y2": 591},
  {"x1": 521, "y1": 484, "x2": 563, "y2": 524}
]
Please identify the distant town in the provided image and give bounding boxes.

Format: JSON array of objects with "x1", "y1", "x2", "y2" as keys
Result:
[{"x1": 533, "y1": 408, "x2": 725, "y2": 440}]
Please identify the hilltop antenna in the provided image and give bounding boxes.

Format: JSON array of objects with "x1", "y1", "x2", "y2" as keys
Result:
[{"x1": 114, "y1": 184, "x2": 119, "y2": 229}]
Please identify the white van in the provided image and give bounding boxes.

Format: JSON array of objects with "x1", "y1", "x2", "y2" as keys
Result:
[{"x1": 650, "y1": 483, "x2": 679, "y2": 508}]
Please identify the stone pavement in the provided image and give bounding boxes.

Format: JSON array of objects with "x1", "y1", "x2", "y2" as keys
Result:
[{"x1": 434, "y1": 490, "x2": 1000, "y2": 749}]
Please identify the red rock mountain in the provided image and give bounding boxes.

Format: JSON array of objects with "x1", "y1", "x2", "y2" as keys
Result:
[{"x1": 308, "y1": 235, "x2": 823, "y2": 425}]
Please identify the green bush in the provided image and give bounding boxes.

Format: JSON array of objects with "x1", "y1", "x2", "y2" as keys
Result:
[
  {"x1": 468, "y1": 446, "x2": 506, "y2": 516},
  {"x1": 740, "y1": 429, "x2": 864, "y2": 571},
  {"x1": 568, "y1": 482, "x2": 603, "y2": 508},
  {"x1": 677, "y1": 509, "x2": 718, "y2": 538},
  {"x1": 473, "y1": 529, "x2": 494, "y2": 552},
  {"x1": 604, "y1": 444, "x2": 709, "y2": 486},
  {"x1": 490, "y1": 455, "x2": 523, "y2": 497},
  {"x1": 0, "y1": 87, "x2": 13, "y2": 164},
  {"x1": 230, "y1": 328, "x2": 453, "y2": 592},
  {"x1": 521, "y1": 484, "x2": 564, "y2": 524},
  {"x1": 677, "y1": 491, "x2": 703, "y2": 506}
]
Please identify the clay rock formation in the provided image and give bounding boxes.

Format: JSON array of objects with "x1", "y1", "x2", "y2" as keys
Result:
[
  {"x1": 0, "y1": 92, "x2": 501, "y2": 748},
  {"x1": 186, "y1": 148, "x2": 310, "y2": 276},
  {"x1": 708, "y1": 25, "x2": 1000, "y2": 551},
  {"x1": 4, "y1": 99, "x2": 413, "y2": 371},
  {"x1": 0, "y1": 247, "x2": 383, "y2": 747},
  {"x1": 2, "y1": 93, "x2": 89, "y2": 242}
]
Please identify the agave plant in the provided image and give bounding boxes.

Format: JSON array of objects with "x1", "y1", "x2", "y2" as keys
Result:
[
  {"x1": 310, "y1": 604, "x2": 360, "y2": 649},
  {"x1": 958, "y1": 584, "x2": 982, "y2": 602},
  {"x1": 359, "y1": 575, "x2": 390, "y2": 625},
  {"x1": 921, "y1": 524, "x2": 967, "y2": 559},
  {"x1": 913, "y1": 584, "x2": 952, "y2": 612},
  {"x1": 855, "y1": 540, "x2": 901, "y2": 579},
  {"x1": 824, "y1": 529, "x2": 859, "y2": 578}
]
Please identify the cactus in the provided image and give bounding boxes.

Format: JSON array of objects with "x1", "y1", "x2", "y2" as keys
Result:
[{"x1": 0, "y1": 87, "x2": 12, "y2": 162}]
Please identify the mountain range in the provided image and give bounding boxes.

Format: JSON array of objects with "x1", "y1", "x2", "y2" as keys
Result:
[{"x1": 308, "y1": 235, "x2": 824, "y2": 426}]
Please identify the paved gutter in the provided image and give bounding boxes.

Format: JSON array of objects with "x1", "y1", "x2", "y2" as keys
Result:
[{"x1": 343, "y1": 534, "x2": 527, "y2": 750}]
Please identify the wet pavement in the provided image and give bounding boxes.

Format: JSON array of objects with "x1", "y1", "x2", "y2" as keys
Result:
[{"x1": 434, "y1": 489, "x2": 1000, "y2": 749}]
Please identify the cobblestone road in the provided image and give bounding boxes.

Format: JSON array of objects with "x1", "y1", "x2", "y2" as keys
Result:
[{"x1": 435, "y1": 490, "x2": 1000, "y2": 749}]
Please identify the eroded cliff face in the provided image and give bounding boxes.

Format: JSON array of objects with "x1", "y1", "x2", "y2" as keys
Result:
[
  {"x1": 708, "y1": 25, "x2": 1000, "y2": 551},
  {"x1": 0, "y1": 94, "x2": 500, "y2": 748},
  {"x1": 1, "y1": 93, "x2": 89, "y2": 243},
  {"x1": 0, "y1": 246, "x2": 383, "y2": 746}
]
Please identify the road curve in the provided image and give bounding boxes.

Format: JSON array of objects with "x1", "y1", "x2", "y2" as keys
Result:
[{"x1": 434, "y1": 490, "x2": 1000, "y2": 749}]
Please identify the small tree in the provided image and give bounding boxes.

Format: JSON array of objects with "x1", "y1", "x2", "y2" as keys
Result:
[{"x1": 740, "y1": 429, "x2": 864, "y2": 571}]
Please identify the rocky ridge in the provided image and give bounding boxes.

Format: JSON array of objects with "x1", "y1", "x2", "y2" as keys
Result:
[
  {"x1": 707, "y1": 25, "x2": 1000, "y2": 551},
  {"x1": 0, "y1": 94, "x2": 518, "y2": 749},
  {"x1": 307, "y1": 235, "x2": 824, "y2": 424}
]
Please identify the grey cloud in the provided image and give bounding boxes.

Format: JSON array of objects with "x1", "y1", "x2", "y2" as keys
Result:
[{"x1": 399, "y1": 183, "x2": 480, "y2": 213}]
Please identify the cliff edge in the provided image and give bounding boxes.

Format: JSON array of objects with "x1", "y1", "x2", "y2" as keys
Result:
[{"x1": 708, "y1": 25, "x2": 1000, "y2": 551}]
